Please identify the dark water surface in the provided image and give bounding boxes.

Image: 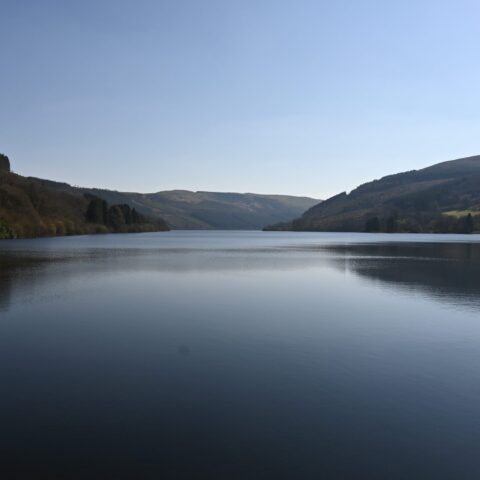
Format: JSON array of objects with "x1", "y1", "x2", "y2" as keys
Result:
[{"x1": 2, "y1": 231, "x2": 480, "y2": 479}]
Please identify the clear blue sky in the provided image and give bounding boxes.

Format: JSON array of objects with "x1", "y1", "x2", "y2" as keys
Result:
[{"x1": 1, "y1": 0, "x2": 480, "y2": 198}]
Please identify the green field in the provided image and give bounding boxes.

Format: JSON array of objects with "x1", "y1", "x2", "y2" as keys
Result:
[{"x1": 443, "y1": 210, "x2": 480, "y2": 218}]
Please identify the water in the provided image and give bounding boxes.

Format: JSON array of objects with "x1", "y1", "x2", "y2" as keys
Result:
[{"x1": 2, "y1": 231, "x2": 480, "y2": 479}]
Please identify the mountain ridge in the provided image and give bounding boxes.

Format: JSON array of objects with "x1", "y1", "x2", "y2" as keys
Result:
[
  {"x1": 0, "y1": 154, "x2": 319, "y2": 236},
  {"x1": 30, "y1": 179, "x2": 319, "y2": 230},
  {"x1": 265, "y1": 155, "x2": 480, "y2": 233}
]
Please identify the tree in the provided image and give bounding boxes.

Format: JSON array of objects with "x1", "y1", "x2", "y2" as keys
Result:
[
  {"x1": 86, "y1": 198, "x2": 108, "y2": 224},
  {"x1": 464, "y1": 213, "x2": 474, "y2": 234},
  {"x1": 132, "y1": 208, "x2": 146, "y2": 224},
  {"x1": 118, "y1": 204, "x2": 133, "y2": 225},
  {"x1": 0, "y1": 219, "x2": 13, "y2": 239},
  {"x1": 108, "y1": 205, "x2": 126, "y2": 230},
  {"x1": 0, "y1": 153, "x2": 10, "y2": 172},
  {"x1": 365, "y1": 217, "x2": 380, "y2": 233},
  {"x1": 386, "y1": 216, "x2": 397, "y2": 233}
]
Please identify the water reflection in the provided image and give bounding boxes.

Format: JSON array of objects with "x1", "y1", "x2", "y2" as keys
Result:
[
  {"x1": 0, "y1": 254, "x2": 51, "y2": 311},
  {"x1": 2, "y1": 233, "x2": 480, "y2": 479},
  {"x1": 317, "y1": 243, "x2": 480, "y2": 310},
  {"x1": 2, "y1": 238, "x2": 480, "y2": 312}
]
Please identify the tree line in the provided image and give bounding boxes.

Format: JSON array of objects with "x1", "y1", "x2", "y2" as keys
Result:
[
  {"x1": 364, "y1": 213, "x2": 476, "y2": 234},
  {"x1": 85, "y1": 196, "x2": 160, "y2": 232},
  {"x1": 0, "y1": 163, "x2": 169, "y2": 239}
]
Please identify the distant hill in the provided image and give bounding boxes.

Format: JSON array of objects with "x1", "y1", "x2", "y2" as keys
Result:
[
  {"x1": 32, "y1": 181, "x2": 319, "y2": 230},
  {"x1": 0, "y1": 153, "x2": 318, "y2": 237},
  {"x1": 265, "y1": 155, "x2": 480, "y2": 233},
  {"x1": 0, "y1": 155, "x2": 169, "y2": 239}
]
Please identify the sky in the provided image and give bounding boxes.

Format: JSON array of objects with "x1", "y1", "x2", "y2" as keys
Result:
[{"x1": 1, "y1": 0, "x2": 480, "y2": 199}]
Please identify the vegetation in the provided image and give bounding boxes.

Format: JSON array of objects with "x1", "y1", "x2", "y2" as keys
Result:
[
  {"x1": 84, "y1": 196, "x2": 156, "y2": 233},
  {"x1": 1, "y1": 153, "x2": 316, "y2": 236},
  {"x1": 0, "y1": 153, "x2": 10, "y2": 172},
  {"x1": 365, "y1": 216, "x2": 380, "y2": 233},
  {"x1": 443, "y1": 210, "x2": 480, "y2": 218},
  {"x1": 30, "y1": 181, "x2": 319, "y2": 230},
  {"x1": 265, "y1": 155, "x2": 480, "y2": 234},
  {"x1": 0, "y1": 158, "x2": 169, "y2": 239}
]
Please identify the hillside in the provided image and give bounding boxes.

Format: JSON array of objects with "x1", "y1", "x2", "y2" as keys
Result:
[
  {"x1": 33, "y1": 181, "x2": 319, "y2": 230},
  {"x1": 265, "y1": 155, "x2": 480, "y2": 233},
  {"x1": 0, "y1": 155, "x2": 169, "y2": 239}
]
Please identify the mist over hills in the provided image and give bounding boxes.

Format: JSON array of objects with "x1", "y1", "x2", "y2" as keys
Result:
[{"x1": 266, "y1": 155, "x2": 480, "y2": 233}]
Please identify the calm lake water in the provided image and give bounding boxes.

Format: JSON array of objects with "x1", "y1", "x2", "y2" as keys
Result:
[{"x1": 2, "y1": 231, "x2": 480, "y2": 479}]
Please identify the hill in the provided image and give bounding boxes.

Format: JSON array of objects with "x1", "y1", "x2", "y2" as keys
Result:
[
  {"x1": 265, "y1": 155, "x2": 480, "y2": 233},
  {"x1": 0, "y1": 155, "x2": 169, "y2": 239},
  {"x1": 32, "y1": 181, "x2": 318, "y2": 230}
]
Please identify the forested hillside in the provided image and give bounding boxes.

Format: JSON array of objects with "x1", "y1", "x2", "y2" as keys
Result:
[
  {"x1": 32, "y1": 180, "x2": 318, "y2": 230},
  {"x1": 266, "y1": 155, "x2": 480, "y2": 233},
  {"x1": 0, "y1": 155, "x2": 169, "y2": 239}
]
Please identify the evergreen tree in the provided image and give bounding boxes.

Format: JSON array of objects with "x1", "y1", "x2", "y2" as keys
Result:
[
  {"x1": 108, "y1": 205, "x2": 126, "y2": 230},
  {"x1": 132, "y1": 208, "x2": 146, "y2": 224},
  {"x1": 86, "y1": 198, "x2": 108, "y2": 224},
  {"x1": 464, "y1": 213, "x2": 474, "y2": 234},
  {"x1": 365, "y1": 217, "x2": 380, "y2": 232},
  {"x1": 101, "y1": 200, "x2": 108, "y2": 224},
  {"x1": 0, "y1": 153, "x2": 10, "y2": 172},
  {"x1": 386, "y1": 216, "x2": 397, "y2": 233},
  {"x1": 118, "y1": 204, "x2": 133, "y2": 225}
]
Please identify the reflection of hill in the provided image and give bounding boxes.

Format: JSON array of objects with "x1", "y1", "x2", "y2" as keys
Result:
[
  {"x1": 0, "y1": 255, "x2": 48, "y2": 311},
  {"x1": 0, "y1": 268, "x2": 12, "y2": 311},
  {"x1": 2, "y1": 240, "x2": 480, "y2": 313},
  {"x1": 319, "y1": 243, "x2": 480, "y2": 309},
  {"x1": 0, "y1": 247, "x2": 324, "y2": 312}
]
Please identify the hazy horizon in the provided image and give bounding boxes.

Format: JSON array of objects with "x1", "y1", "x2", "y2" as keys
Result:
[{"x1": 2, "y1": 0, "x2": 480, "y2": 198}]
